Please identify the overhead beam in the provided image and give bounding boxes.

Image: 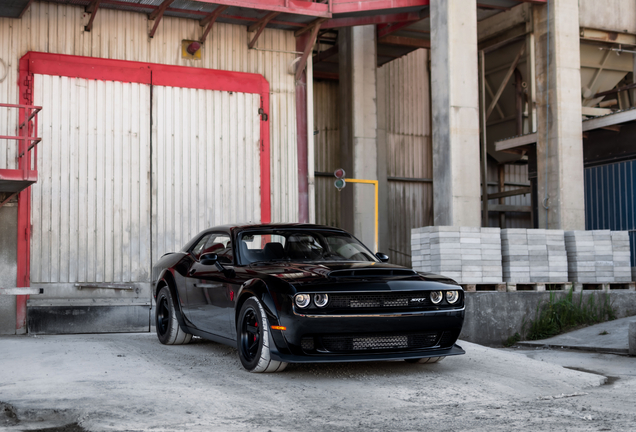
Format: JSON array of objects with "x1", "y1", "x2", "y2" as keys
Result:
[
  {"x1": 84, "y1": 0, "x2": 102, "y2": 32},
  {"x1": 200, "y1": 5, "x2": 228, "y2": 43},
  {"x1": 148, "y1": 0, "x2": 175, "y2": 38},
  {"x1": 377, "y1": 18, "x2": 425, "y2": 39},
  {"x1": 295, "y1": 22, "x2": 321, "y2": 81},
  {"x1": 248, "y1": 11, "x2": 279, "y2": 49},
  {"x1": 312, "y1": 45, "x2": 338, "y2": 65},
  {"x1": 313, "y1": 71, "x2": 339, "y2": 80},
  {"x1": 377, "y1": 35, "x2": 430, "y2": 49},
  {"x1": 320, "y1": 11, "x2": 425, "y2": 30},
  {"x1": 486, "y1": 187, "x2": 532, "y2": 200},
  {"x1": 486, "y1": 42, "x2": 525, "y2": 121},
  {"x1": 295, "y1": 18, "x2": 327, "y2": 37}
]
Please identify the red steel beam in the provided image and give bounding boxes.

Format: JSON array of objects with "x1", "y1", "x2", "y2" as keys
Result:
[
  {"x1": 148, "y1": 0, "x2": 175, "y2": 37},
  {"x1": 180, "y1": 0, "x2": 330, "y2": 18},
  {"x1": 312, "y1": 44, "x2": 338, "y2": 65},
  {"x1": 200, "y1": 5, "x2": 228, "y2": 43},
  {"x1": 84, "y1": 0, "x2": 102, "y2": 32},
  {"x1": 378, "y1": 34, "x2": 430, "y2": 48},
  {"x1": 295, "y1": 21, "x2": 321, "y2": 81},
  {"x1": 320, "y1": 11, "x2": 426, "y2": 30},
  {"x1": 248, "y1": 11, "x2": 280, "y2": 49},
  {"x1": 313, "y1": 71, "x2": 339, "y2": 80},
  {"x1": 331, "y1": 0, "x2": 429, "y2": 14},
  {"x1": 295, "y1": 17, "x2": 327, "y2": 37}
]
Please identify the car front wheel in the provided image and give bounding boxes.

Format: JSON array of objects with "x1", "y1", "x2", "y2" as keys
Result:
[
  {"x1": 237, "y1": 296, "x2": 288, "y2": 373},
  {"x1": 156, "y1": 285, "x2": 192, "y2": 345}
]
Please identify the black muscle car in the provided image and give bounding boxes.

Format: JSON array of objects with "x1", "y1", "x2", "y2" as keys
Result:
[{"x1": 152, "y1": 223, "x2": 465, "y2": 372}]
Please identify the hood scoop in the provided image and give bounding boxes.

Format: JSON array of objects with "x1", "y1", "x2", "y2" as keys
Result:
[{"x1": 328, "y1": 269, "x2": 417, "y2": 279}]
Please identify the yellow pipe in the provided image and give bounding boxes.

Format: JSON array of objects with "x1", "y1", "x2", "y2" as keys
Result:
[{"x1": 344, "y1": 179, "x2": 379, "y2": 252}]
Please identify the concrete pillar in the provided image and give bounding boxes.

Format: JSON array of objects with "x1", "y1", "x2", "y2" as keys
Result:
[
  {"x1": 534, "y1": 0, "x2": 585, "y2": 230},
  {"x1": 629, "y1": 321, "x2": 636, "y2": 357},
  {"x1": 430, "y1": 0, "x2": 482, "y2": 227},
  {"x1": 0, "y1": 203, "x2": 18, "y2": 335},
  {"x1": 339, "y1": 25, "x2": 378, "y2": 249}
]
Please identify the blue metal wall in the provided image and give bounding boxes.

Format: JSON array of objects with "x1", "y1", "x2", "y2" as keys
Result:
[{"x1": 585, "y1": 160, "x2": 636, "y2": 266}]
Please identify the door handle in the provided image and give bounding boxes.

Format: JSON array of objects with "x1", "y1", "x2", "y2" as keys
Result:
[{"x1": 188, "y1": 269, "x2": 197, "y2": 276}]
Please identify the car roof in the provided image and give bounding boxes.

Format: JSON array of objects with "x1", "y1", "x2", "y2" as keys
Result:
[{"x1": 180, "y1": 223, "x2": 348, "y2": 252}]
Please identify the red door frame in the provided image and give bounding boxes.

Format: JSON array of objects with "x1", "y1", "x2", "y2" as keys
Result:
[{"x1": 16, "y1": 52, "x2": 271, "y2": 332}]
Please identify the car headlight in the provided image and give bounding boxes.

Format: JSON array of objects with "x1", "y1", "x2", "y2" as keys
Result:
[
  {"x1": 446, "y1": 290, "x2": 460, "y2": 304},
  {"x1": 295, "y1": 294, "x2": 311, "y2": 308},
  {"x1": 429, "y1": 291, "x2": 443, "y2": 304},
  {"x1": 314, "y1": 293, "x2": 329, "y2": 308}
]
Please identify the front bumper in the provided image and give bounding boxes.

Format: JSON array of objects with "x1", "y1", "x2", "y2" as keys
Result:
[{"x1": 269, "y1": 307, "x2": 465, "y2": 363}]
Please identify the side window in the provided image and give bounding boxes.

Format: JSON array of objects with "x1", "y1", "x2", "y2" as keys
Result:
[
  {"x1": 191, "y1": 234, "x2": 212, "y2": 260},
  {"x1": 202, "y1": 234, "x2": 233, "y2": 264}
]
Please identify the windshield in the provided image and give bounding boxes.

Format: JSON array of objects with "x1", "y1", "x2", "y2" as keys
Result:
[{"x1": 237, "y1": 230, "x2": 378, "y2": 264}]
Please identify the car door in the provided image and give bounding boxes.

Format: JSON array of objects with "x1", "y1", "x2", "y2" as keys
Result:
[{"x1": 184, "y1": 233, "x2": 235, "y2": 337}]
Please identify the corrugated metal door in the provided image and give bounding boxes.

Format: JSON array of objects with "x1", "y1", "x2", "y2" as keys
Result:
[
  {"x1": 31, "y1": 74, "x2": 152, "y2": 286},
  {"x1": 151, "y1": 86, "x2": 261, "y2": 261},
  {"x1": 585, "y1": 160, "x2": 636, "y2": 267}
]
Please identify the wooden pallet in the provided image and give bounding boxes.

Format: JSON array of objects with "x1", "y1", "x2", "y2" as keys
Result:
[
  {"x1": 506, "y1": 282, "x2": 573, "y2": 292},
  {"x1": 462, "y1": 283, "x2": 506, "y2": 292},
  {"x1": 572, "y1": 282, "x2": 636, "y2": 292}
]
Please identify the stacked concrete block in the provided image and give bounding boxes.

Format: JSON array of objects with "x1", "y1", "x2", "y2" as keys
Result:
[
  {"x1": 565, "y1": 230, "x2": 633, "y2": 283},
  {"x1": 565, "y1": 231, "x2": 596, "y2": 282},
  {"x1": 410, "y1": 226, "x2": 502, "y2": 284},
  {"x1": 501, "y1": 229, "x2": 529, "y2": 283},
  {"x1": 501, "y1": 229, "x2": 568, "y2": 283},
  {"x1": 611, "y1": 231, "x2": 632, "y2": 282}
]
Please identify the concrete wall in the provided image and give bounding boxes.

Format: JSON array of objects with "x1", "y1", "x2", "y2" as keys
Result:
[
  {"x1": 579, "y1": 0, "x2": 636, "y2": 34},
  {"x1": 0, "y1": 203, "x2": 17, "y2": 335},
  {"x1": 461, "y1": 291, "x2": 636, "y2": 346}
]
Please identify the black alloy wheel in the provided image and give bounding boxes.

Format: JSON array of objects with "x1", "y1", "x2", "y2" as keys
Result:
[
  {"x1": 155, "y1": 285, "x2": 192, "y2": 345},
  {"x1": 240, "y1": 307, "x2": 260, "y2": 362},
  {"x1": 236, "y1": 297, "x2": 288, "y2": 373}
]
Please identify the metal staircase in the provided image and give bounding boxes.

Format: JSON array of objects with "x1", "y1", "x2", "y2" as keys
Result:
[{"x1": 0, "y1": 103, "x2": 41, "y2": 208}]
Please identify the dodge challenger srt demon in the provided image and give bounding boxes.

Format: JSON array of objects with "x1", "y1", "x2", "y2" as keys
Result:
[{"x1": 152, "y1": 223, "x2": 465, "y2": 372}]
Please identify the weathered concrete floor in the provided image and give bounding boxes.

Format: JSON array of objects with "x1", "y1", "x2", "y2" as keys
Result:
[
  {"x1": 0, "y1": 333, "x2": 633, "y2": 431},
  {"x1": 518, "y1": 316, "x2": 636, "y2": 354}
]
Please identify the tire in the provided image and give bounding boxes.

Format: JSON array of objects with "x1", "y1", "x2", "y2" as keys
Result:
[
  {"x1": 404, "y1": 356, "x2": 445, "y2": 364},
  {"x1": 237, "y1": 297, "x2": 288, "y2": 373},
  {"x1": 155, "y1": 285, "x2": 192, "y2": 345}
]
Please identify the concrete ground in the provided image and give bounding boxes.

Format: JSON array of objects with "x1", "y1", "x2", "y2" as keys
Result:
[
  {"x1": 518, "y1": 316, "x2": 636, "y2": 354},
  {"x1": 1, "y1": 333, "x2": 634, "y2": 431}
]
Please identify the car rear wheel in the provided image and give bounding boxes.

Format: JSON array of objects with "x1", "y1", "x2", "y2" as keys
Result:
[
  {"x1": 237, "y1": 297, "x2": 288, "y2": 373},
  {"x1": 156, "y1": 285, "x2": 192, "y2": 345},
  {"x1": 404, "y1": 356, "x2": 445, "y2": 364}
]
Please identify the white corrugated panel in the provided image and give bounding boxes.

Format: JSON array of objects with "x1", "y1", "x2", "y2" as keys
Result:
[
  {"x1": 378, "y1": 49, "x2": 432, "y2": 267},
  {"x1": 0, "y1": 2, "x2": 297, "y2": 223},
  {"x1": 31, "y1": 74, "x2": 151, "y2": 284},
  {"x1": 313, "y1": 80, "x2": 341, "y2": 228},
  {"x1": 152, "y1": 86, "x2": 261, "y2": 260}
]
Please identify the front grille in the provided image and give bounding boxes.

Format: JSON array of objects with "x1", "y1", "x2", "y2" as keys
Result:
[
  {"x1": 328, "y1": 292, "x2": 432, "y2": 309},
  {"x1": 301, "y1": 337, "x2": 315, "y2": 351},
  {"x1": 438, "y1": 330, "x2": 460, "y2": 348},
  {"x1": 317, "y1": 332, "x2": 440, "y2": 353}
]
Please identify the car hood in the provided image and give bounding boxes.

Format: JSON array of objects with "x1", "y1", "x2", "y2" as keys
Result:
[{"x1": 246, "y1": 261, "x2": 458, "y2": 286}]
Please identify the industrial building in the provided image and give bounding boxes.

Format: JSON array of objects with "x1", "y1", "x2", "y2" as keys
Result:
[{"x1": 1, "y1": 0, "x2": 635, "y2": 335}]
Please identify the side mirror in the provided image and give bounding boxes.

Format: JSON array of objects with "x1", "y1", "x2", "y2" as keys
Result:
[
  {"x1": 376, "y1": 252, "x2": 390, "y2": 263},
  {"x1": 200, "y1": 253, "x2": 218, "y2": 266}
]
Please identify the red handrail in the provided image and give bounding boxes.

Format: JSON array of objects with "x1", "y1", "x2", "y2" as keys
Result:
[{"x1": 0, "y1": 103, "x2": 42, "y2": 178}]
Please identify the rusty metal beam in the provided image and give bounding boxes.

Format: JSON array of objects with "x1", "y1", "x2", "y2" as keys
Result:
[
  {"x1": 248, "y1": 11, "x2": 280, "y2": 49},
  {"x1": 84, "y1": 0, "x2": 101, "y2": 32},
  {"x1": 200, "y1": 5, "x2": 228, "y2": 43},
  {"x1": 295, "y1": 18, "x2": 327, "y2": 37},
  {"x1": 312, "y1": 45, "x2": 338, "y2": 65},
  {"x1": 313, "y1": 71, "x2": 339, "y2": 80},
  {"x1": 320, "y1": 11, "x2": 425, "y2": 30},
  {"x1": 377, "y1": 35, "x2": 430, "y2": 49},
  {"x1": 295, "y1": 22, "x2": 321, "y2": 81},
  {"x1": 148, "y1": 0, "x2": 175, "y2": 37}
]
